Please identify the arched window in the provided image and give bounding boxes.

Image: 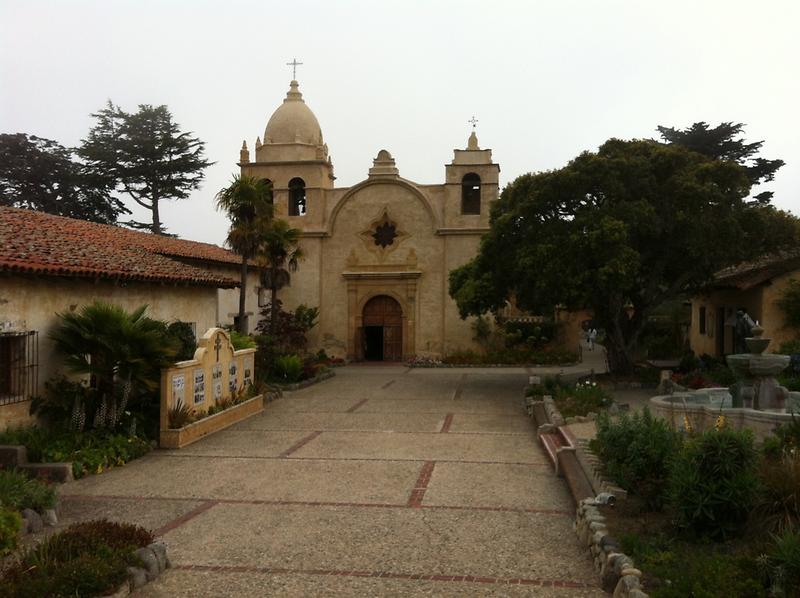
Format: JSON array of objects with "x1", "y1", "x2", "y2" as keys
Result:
[
  {"x1": 461, "y1": 173, "x2": 481, "y2": 215},
  {"x1": 260, "y1": 178, "x2": 273, "y2": 204},
  {"x1": 288, "y1": 177, "x2": 306, "y2": 216}
]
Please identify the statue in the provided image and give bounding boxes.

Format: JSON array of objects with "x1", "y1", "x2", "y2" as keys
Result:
[{"x1": 734, "y1": 308, "x2": 755, "y2": 354}]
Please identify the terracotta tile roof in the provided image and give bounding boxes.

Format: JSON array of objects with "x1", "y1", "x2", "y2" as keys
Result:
[
  {"x1": 708, "y1": 249, "x2": 800, "y2": 290},
  {"x1": 0, "y1": 207, "x2": 239, "y2": 288}
]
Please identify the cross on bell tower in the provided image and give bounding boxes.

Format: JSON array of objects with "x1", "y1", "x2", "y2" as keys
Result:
[
  {"x1": 468, "y1": 115, "x2": 479, "y2": 130},
  {"x1": 286, "y1": 58, "x2": 303, "y2": 79}
]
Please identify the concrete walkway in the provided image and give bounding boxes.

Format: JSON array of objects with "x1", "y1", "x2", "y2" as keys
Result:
[{"x1": 59, "y1": 366, "x2": 603, "y2": 597}]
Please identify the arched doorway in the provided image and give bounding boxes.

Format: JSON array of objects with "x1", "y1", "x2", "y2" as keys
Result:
[{"x1": 361, "y1": 295, "x2": 403, "y2": 361}]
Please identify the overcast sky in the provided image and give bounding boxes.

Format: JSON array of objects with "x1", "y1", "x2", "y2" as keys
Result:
[{"x1": 2, "y1": 0, "x2": 798, "y2": 245}]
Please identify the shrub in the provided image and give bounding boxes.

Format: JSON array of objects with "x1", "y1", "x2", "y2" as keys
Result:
[
  {"x1": 751, "y1": 453, "x2": 800, "y2": 536},
  {"x1": 167, "y1": 399, "x2": 194, "y2": 429},
  {"x1": 0, "y1": 427, "x2": 151, "y2": 479},
  {"x1": 275, "y1": 354, "x2": 303, "y2": 383},
  {"x1": 166, "y1": 321, "x2": 197, "y2": 361},
  {"x1": 0, "y1": 469, "x2": 57, "y2": 513},
  {"x1": 779, "y1": 339, "x2": 800, "y2": 356},
  {"x1": 0, "y1": 506, "x2": 21, "y2": 556},
  {"x1": 0, "y1": 519, "x2": 153, "y2": 597},
  {"x1": 758, "y1": 529, "x2": 800, "y2": 598},
  {"x1": 591, "y1": 408, "x2": 682, "y2": 510},
  {"x1": 553, "y1": 381, "x2": 612, "y2": 418},
  {"x1": 229, "y1": 330, "x2": 256, "y2": 350},
  {"x1": 255, "y1": 300, "x2": 319, "y2": 354},
  {"x1": 29, "y1": 376, "x2": 92, "y2": 430},
  {"x1": 669, "y1": 427, "x2": 760, "y2": 539},
  {"x1": 763, "y1": 413, "x2": 800, "y2": 459},
  {"x1": 621, "y1": 532, "x2": 768, "y2": 598},
  {"x1": 678, "y1": 351, "x2": 702, "y2": 373}
]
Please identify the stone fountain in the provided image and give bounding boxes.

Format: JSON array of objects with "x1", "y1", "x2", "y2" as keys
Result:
[
  {"x1": 726, "y1": 323, "x2": 789, "y2": 410},
  {"x1": 649, "y1": 323, "x2": 800, "y2": 439}
]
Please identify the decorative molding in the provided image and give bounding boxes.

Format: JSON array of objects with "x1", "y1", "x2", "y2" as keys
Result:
[
  {"x1": 436, "y1": 227, "x2": 490, "y2": 236},
  {"x1": 359, "y1": 207, "x2": 409, "y2": 261},
  {"x1": 342, "y1": 271, "x2": 422, "y2": 281}
]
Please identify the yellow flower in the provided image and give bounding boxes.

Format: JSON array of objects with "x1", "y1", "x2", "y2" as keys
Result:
[
  {"x1": 715, "y1": 414, "x2": 726, "y2": 431},
  {"x1": 683, "y1": 414, "x2": 693, "y2": 433}
]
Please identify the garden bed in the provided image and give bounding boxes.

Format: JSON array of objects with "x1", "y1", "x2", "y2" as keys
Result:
[
  {"x1": 0, "y1": 428, "x2": 151, "y2": 480},
  {"x1": 160, "y1": 394, "x2": 264, "y2": 449},
  {"x1": 0, "y1": 520, "x2": 168, "y2": 597}
]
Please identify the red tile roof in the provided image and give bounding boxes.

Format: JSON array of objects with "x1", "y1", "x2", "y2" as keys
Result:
[
  {"x1": 0, "y1": 207, "x2": 240, "y2": 288},
  {"x1": 708, "y1": 249, "x2": 800, "y2": 290}
]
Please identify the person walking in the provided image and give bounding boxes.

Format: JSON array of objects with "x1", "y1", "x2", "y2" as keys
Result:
[{"x1": 588, "y1": 328, "x2": 597, "y2": 351}]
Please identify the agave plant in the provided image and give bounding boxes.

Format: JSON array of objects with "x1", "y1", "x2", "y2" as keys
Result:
[{"x1": 50, "y1": 302, "x2": 178, "y2": 429}]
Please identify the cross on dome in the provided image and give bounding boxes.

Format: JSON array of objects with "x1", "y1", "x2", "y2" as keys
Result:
[
  {"x1": 286, "y1": 58, "x2": 303, "y2": 80},
  {"x1": 468, "y1": 115, "x2": 479, "y2": 129}
]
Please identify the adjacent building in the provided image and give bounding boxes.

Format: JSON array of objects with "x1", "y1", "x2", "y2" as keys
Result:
[
  {"x1": 690, "y1": 250, "x2": 800, "y2": 357},
  {"x1": 0, "y1": 206, "x2": 257, "y2": 429}
]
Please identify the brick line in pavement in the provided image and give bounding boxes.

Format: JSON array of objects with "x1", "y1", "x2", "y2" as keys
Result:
[
  {"x1": 407, "y1": 460, "x2": 436, "y2": 507},
  {"x1": 154, "y1": 454, "x2": 551, "y2": 467},
  {"x1": 277, "y1": 431, "x2": 322, "y2": 457},
  {"x1": 62, "y1": 493, "x2": 571, "y2": 517},
  {"x1": 345, "y1": 398, "x2": 370, "y2": 413},
  {"x1": 173, "y1": 564, "x2": 594, "y2": 588}
]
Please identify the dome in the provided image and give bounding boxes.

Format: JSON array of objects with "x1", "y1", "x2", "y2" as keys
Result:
[{"x1": 263, "y1": 80, "x2": 323, "y2": 145}]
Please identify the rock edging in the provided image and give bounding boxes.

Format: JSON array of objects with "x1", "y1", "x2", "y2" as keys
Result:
[
  {"x1": 576, "y1": 498, "x2": 647, "y2": 597},
  {"x1": 19, "y1": 501, "x2": 60, "y2": 537},
  {"x1": 524, "y1": 385, "x2": 648, "y2": 598},
  {"x1": 104, "y1": 541, "x2": 170, "y2": 597}
]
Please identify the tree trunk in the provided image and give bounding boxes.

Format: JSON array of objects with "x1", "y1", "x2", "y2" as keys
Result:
[
  {"x1": 152, "y1": 198, "x2": 161, "y2": 235},
  {"x1": 238, "y1": 259, "x2": 248, "y2": 334},
  {"x1": 270, "y1": 280, "x2": 278, "y2": 336},
  {"x1": 605, "y1": 335, "x2": 634, "y2": 374}
]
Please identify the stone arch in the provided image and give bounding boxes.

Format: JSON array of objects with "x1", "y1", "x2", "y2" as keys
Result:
[
  {"x1": 345, "y1": 278, "x2": 419, "y2": 362},
  {"x1": 361, "y1": 295, "x2": 403, "y2": 361},
  {"x1": 328, "y1": 178, "x2": 440, "y2": 236}
]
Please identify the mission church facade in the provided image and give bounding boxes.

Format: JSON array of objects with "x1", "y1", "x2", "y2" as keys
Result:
[{"x1": 239, "y1": 79, "x2": 499, "y2": 361}]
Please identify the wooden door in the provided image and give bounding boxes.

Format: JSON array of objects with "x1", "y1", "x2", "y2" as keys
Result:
[{"x1": 362, "y1": 296, "x2": 403, "y2": 361}]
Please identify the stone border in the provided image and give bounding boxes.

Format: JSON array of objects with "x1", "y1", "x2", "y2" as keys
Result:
[
  {"x1": 524, "y1": 385, "x2": 648, "y2": 598},
  {"x1": 275, "y1": 369, "x2": 336, "y2": 391},
  {"x1": 160, "y1": 394, "x2": 266, "y2": 449},
  {"x1": 576, "y1": 498, "x2": 646, "y2": 597},
  {"x1": 574, "y1": 438, "x2": 628, "y2": 500},
  {"x1": 0, "y1": 445, "x2": 74, "y2": 483},
  {"x1": 104, "y1": 541, "x2": 170, "y2": 597}
]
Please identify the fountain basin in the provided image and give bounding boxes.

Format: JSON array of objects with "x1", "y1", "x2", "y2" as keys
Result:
[
  {"x1": 650, "y1": 392, "x2": 800, "y2": 441},
  {"x1": 727, "y1": 353, "x2": 791, "y2": 378}
]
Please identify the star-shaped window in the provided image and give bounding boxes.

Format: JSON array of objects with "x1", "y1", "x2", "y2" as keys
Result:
[{"x1": 372, "y1": 222, "x2": 397, "y2": 248}]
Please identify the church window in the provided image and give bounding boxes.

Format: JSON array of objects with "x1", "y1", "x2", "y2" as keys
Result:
[
  {"x1": 372, "y1": 222, "x2": 398, "y2": 248},
  {"x1": 461, "y1": 173, "x2": 481, "y2": 215},
  {"x1": 288, "y1": 177, "x2": 306, "y2": 216}
]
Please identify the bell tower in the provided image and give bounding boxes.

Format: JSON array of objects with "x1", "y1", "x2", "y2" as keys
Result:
[
  {"x1": 239, "y1": 79, "x2": 334, "y2": 231},
  {"x1": 443, "y1": 122, "x2": 500, "y2": 228}
]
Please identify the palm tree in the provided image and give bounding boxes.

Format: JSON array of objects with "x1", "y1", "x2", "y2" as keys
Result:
[
  {"x1": 215, "y1": 175, "x2": 273, "y2": 333},
  {"x1": 259, "y1": 219, "x2": 304, "y2": 334},
  {"x1": 50, "y1": 302, "x2": 177, "y2": 429}
]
